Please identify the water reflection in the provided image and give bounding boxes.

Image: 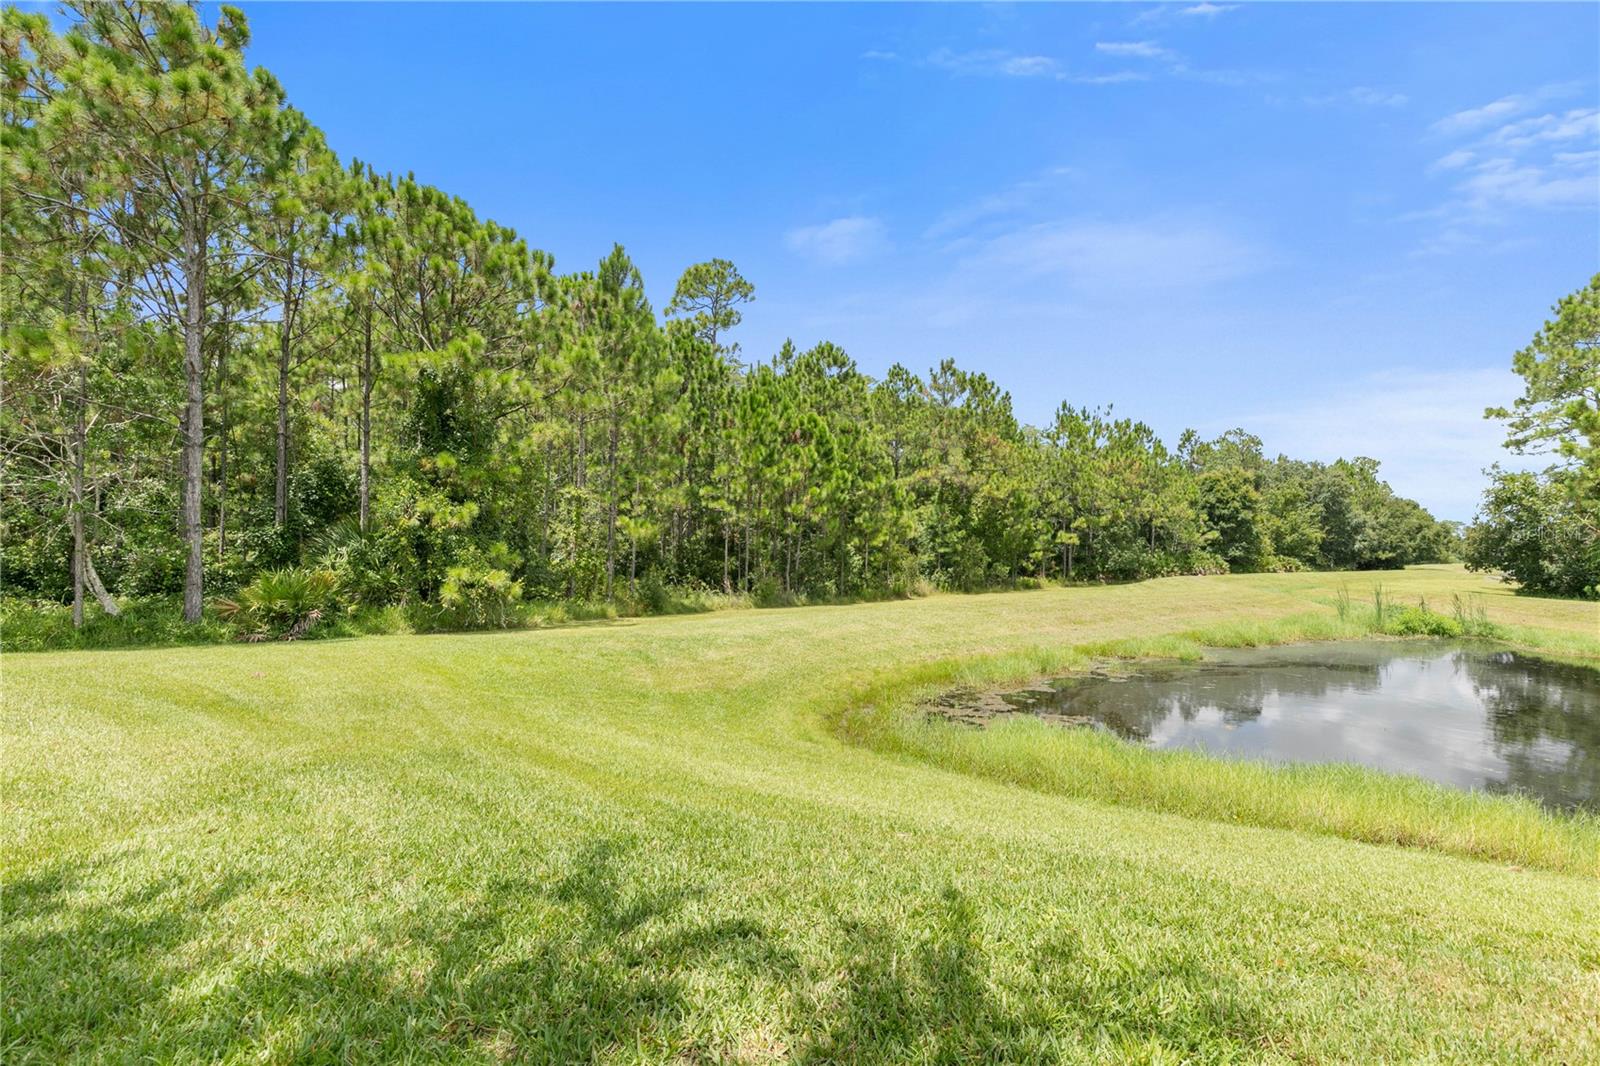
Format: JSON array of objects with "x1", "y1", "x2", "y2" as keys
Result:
[{"x1": 1000, "y1": 642, "x2": 1600, "y2": 812}]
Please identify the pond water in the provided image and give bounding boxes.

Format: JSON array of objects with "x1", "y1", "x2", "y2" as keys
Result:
[{"x1": 992, "y1": 642, "x2": 1600, "y2": 812}]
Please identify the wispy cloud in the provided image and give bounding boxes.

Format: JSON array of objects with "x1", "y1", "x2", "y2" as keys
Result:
[
  {"x1": 1417, "y1": 86, "x2": 1599, "y2": 233},
  {"x1": 1131, "y1": 2, "x2": 1237, "y2": 26},
  {"x1": 815, "y1": 211, "x2": 1269, "y2": 339},
  {"x1": 1428, "y1": 83, "x2": 1579, "y2": 137},
  {"x1": 1075, "y1": 71, "x2": 1151, "y2": 86},
  {"x1": 923, "y1": 167, "x2": 1080, "y2": 242},
  {"x1": 1218, "y1": 367, "x2": 1535, "y2": 520},
  {"x1": 926, "y1": 47, "x2": 1064, "y2": 80},
  {"x1": 960, "y1": 216, "x2": 1266, "y2": 294},
  {"x1": 902, "y1": 47, "x2": 1150, "y2": 86},
  {"x1": 1304, "y1": 86, "x2": 1409, "y2": 108},
  {"x1": 1429, "y1": 149, "x2": 1476, "y2": 172},
  {"x1": 871, "y1": 40, "x2": 1247, "y2": 88},
  {"x1": 1455, "y1": 152, "x2": 1598, "y2": 210},
  {"x1": 922, "y1": 169, "x2": 1267, "y2": 298},
  {"x1": 1090, "y1": 38, "x2": 1261, "y2": 87},
  {"x1": 1432, "y1": 96, "x2": 1531, "y2": 138},
  {"x1": 784, "y1": 216, "x2": 887, "y2": 265},
  {"x1": 1482, "y1": 107, "x2": 1600, "y2": 150},
  {"x1": 1095, "y1": 41, "x2": 1175, "y2": 61}
]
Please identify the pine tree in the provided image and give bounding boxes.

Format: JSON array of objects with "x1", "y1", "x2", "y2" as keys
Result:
[{"x1": 30, "y1": 2, "x2": 290, "y2": 620}]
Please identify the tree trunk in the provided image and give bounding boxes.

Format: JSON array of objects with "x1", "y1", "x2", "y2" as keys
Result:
[
  {"x1": 216, "y1": 322, "x2": 229, "y2": 561},
  {"x1": 71, "y1": 407, "x2": 85, "y2": 629},
  {"x1": 181, "y1": 217, "x2": 206, "y2": 623},
  {"x1": 274, "y1": 263, "x2": 294, "y2": 528},
  {"x1": 539, "y1": 443, "x2": 553, "y2": 568},
  {"x1": 605, "y1": 414, "x2": 619, "y2": 600},
  {"x1": 85, "y1": 553, "x2": 120, "y2": 617},
  {"x1": 570, "y1": 420, "x2": 587, "y2": 599},
  {"x1": 359, "y1": 301, "x2": 374, "y2": 533},
  {"x1": 70, "y1": 325, "x2": 86, "y2": 628}
]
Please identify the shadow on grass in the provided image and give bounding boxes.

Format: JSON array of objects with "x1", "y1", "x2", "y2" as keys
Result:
[
  {"x1": 2, "y1": 859, "x2": 257, "y2": 1061},
  {"x1": 5, "y1": 844, "x2": 1273, "y2": 1063},
  {"x1": 797, "y1": 886, "x2": 1270, "y2": 1064}
]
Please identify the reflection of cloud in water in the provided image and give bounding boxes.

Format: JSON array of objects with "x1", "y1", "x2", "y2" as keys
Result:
[{"x1": 1022, "y1": 642, "x2": 1600, "y2": 811}]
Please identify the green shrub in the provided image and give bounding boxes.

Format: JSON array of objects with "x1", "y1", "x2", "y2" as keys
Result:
[
  {"x1": 436, "y1": 563, "x2": 523, "y2": 629},
  {"x1": 1381, "y1": 604, "x2": 1462, "y2": 638},
  {"x1": 638, "y1": 568, "x2": 671, "y2": 614},
  {"x1": 214, "y1": 568, "x2": 342, "y2": 641},
  {"x1": 752, "y1": 576, "x2": 787, "y2": 607}
]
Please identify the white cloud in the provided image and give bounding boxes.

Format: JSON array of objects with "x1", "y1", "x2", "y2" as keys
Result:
[
  {"x1": 1350, "y1": 87, "x2": 1408, "y2": 107},
  {"x1": 962, "y1": 216, "x2": 1265, "y2": 292},
  {"x1": 925, "y1": 47, "x2": 1063, "y2": 80},
  {"x1": 906, "y1": 38, "x2": 1248, "y2": 88},
  {"x1": 784, "y1": 216, "x2": 887, "y2": 264},
  {"x1": 1413, "y1": 87, "x2": 1600, "y2": 244},
  {"x1": 1000, "y1": 55, "x2": 1061, "y2": 78},
  {"x1": 860, "y1": 49, "x2": 898, "y2": 62},
  {"x1": 1095, "y1": 41, "x2": 1174, "y2": 60},
  {"x1": 1430, "y1": 149, "x2": 1475, "y2": 172},
  {"x1": 1483, "y1": 107, "x2": 1599, "y2": 150},
  {"x1": 1456, "y1": 155, "x2": 1598, "y2": 210},
  {"x1": 1304, "y1": 86, "x2": 1409, "y2": 108},
  {"x1": 910, "y1": 46, "x2": 1152, "y2": 87},
  {"x1": 1090, "y1": 39, "x2": 1258, "y2": 86},
  {"x1": 1214, "y1": 367, "x2": 1537, "y2": 520},
  {"x1": 923, "y1": 166, "x2": 1080, "y2": 241},
  {"x1": 1428, "y1": 83, "x2": 1579, "y2": 137},
  {"x1": 1432, "y1": 96, "x2": 1527, "y2": 137},
  {"x1": 1131, "y1": 2, "x2": 1236, "y2": 26},
  {"x1": 1073, "y1": 70, "x2": 1150, "y2": 86}
]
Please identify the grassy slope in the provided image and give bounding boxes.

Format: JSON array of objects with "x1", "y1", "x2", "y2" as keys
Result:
[{"x1": 4, "y1": 565, "x2": 1599, "y2": 1063}]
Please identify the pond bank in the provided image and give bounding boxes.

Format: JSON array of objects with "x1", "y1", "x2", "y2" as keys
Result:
[
  {"x1": 924, "y1": 640, "x2": 1600, "y2": 813},
  {"x1": 834, "y1": 614, "x2": 1600, "y2": 876}
]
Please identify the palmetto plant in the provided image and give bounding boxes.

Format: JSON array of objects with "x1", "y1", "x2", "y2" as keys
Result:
[{"x1": 214, "y1": 568, "x2": 341, "y2": 640}]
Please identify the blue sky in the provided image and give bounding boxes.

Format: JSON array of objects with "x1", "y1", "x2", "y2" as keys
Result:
[{"x1": 228, "y1": 2, "x2": 1598, "y2": 519}]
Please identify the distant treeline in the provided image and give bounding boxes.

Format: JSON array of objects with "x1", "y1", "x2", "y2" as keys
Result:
[{"x1": 0, "y1": 4, "x2": 1465, "y2": 633}]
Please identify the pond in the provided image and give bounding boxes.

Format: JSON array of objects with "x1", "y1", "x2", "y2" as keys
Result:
[{"x1": 973, "y1": 641, "x2": 1600, "y2": 812}]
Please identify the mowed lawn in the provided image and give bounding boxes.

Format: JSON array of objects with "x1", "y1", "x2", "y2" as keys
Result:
[{"x1": 5, "y1": 566, "x2": 1599, "y2": 1063}]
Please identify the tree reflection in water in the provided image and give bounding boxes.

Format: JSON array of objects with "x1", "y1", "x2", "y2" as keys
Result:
[
  {"x1": 1462, "y1": 650, "x2": 1600, "y2": 811},
  {"x1": 994, "y1": 642, "x2": 1599, "y2": 811}
]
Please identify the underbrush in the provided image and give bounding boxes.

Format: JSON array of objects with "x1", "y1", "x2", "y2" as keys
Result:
[
  {"x1": 0, "y1": 576, "x2": 946, "y2": 651},
  {"x1": 832, "y1": 605, "x2": 1600, "y2": 877}
]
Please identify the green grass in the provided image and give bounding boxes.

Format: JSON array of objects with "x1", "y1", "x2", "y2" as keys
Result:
[{"x1": 5, "y1": 565, "x2": 1600, "y2": 1062}]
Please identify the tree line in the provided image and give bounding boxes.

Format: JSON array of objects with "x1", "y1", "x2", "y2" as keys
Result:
[{"x1": 1, "y1": 4, "x2": 1466, "y2": 635}]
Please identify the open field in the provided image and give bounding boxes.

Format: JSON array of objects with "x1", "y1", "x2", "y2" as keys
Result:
[{"x1": 5, "y1": 565, "x2": 1599, "y2": 1063}]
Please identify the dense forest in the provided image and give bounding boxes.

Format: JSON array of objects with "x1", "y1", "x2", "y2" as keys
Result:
[{"x1": 0, "y1": 4, "x2": 1585, "y2": 644}]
